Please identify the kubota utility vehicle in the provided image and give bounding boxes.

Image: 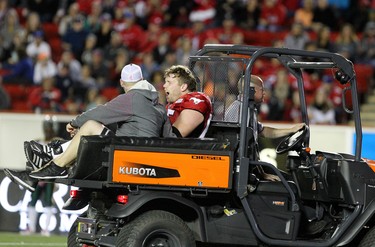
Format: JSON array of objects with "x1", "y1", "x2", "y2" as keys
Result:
[{"x1": 57, "y1": 45, "x2": 375, "y2": 247}]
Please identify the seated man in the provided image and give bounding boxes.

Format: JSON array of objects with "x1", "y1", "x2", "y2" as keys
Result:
[
  {"x1": 6, "y1": 65, "x2": 212, "y2": 191},
  {"x1": 225, "y1": 75, "x2": 305, "y2": 181},
  {"x1": 5, "y1": 63, "x2": 174, "y2": 190},
  {"x1": 163, "y1": 65, "x2": 212, "y2": 138}
]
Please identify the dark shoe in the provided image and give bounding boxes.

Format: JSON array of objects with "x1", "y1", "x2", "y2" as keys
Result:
[
  {"x1": 4, "y1": 169, "x2": 38, "y2": 192},
  {"x1": 304, "y1": 219, "x2": 329, "y2": 236},
  {"x1": 48, "y1": 139, "x2": 64, "y2": 155},
  {"x1": 24, "y1": 141, "x2": 53, "y2": 170},
  {"x1": 25, "y1": 161, "x2": 35, "y2": 171},
  {"x1": 29, "y1": 162, "x2": 69, "y2": 179}
]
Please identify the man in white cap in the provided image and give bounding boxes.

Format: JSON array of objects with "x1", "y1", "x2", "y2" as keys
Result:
[{"x1": 5, "y1": 64, "x2": 174, "y2": 185}]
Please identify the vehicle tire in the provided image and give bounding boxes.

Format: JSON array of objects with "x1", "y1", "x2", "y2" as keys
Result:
[
  {"x1": 67, "y1": 218, "x2": 79, "y2": 247},
  {"x1": 67, "y1": 214, "x2": 94, "y2": 247},
  {"x1": 116, "y1": 210, "x2": 196, "y2": 247},
  {"x1": 358, "y1": 226, "x2": 375, "y2": 247}
]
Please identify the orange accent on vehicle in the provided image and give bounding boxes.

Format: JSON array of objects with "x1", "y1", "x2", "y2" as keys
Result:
[
  {"x1": 363, "y1": 158, "x2": 375, "y2": 173},
  {"x1": 112, "y1": 150, "x2": 232, "y2": 189}
]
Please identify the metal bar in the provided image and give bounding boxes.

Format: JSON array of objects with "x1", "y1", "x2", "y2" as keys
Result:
[{"x1": 287, "y1": 61, "x2": 336, "y2": 69}]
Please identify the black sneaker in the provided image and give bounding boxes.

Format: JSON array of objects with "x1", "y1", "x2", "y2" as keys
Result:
[
  {"x1": 29, "y1": 161, "x2": 69, "y2": 179},
  {"x1": 25, "y1": 161, "x2": 35, "y2": 172},
  {"x1": 24, "y1": 141, "x2": 53, "y2": 170},
  {"x1": 304, "y1": 219, "x2": 328, "y2": 236},
  {"x1": 48, "y1": 139, "x2": 64, "y2": 155},
  {"x1": 4, "y1": 169, "x2": 38, "y2": 192}
]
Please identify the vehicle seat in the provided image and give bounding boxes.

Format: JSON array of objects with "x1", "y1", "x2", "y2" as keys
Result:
[
  {"x1": 68, "y1": 135, "x2": 113, "y2": 180},
  {"x1": 255, "y1": 180, "x2": 299, "y2": 195}
]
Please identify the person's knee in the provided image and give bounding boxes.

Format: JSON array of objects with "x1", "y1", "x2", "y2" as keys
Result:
[
  {"x1": 80, "y1": 120, "x2": 104, "y2": 135},
  {"x1": 82, "y1": 120, "x2": 101, "y2": 127}
]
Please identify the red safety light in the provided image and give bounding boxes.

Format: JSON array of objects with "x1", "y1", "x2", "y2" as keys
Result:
[
  {"x1": 70, "y1": 189, "x2": 80, "y2": 198},
  {"x1": 117, "y1": 195, "x2": 128, "y2": 204}
]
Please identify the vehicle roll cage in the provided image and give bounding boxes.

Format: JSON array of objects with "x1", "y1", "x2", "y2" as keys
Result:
[{"x1": 193, "y1": 44, "x2": 362, "y2": 162}]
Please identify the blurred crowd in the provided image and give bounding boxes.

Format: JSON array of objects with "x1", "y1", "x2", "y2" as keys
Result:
[{"x1": 0, "y1": 0, "x2": 375, "y2": 125}]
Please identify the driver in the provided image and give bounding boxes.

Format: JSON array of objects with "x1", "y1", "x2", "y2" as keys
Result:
[{"x1": 225, "y1": 75, "x2": 305, "y2": 181}]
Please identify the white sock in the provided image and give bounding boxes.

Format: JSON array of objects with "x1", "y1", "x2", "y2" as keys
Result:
[
  {"x1": 43, "y1": 207, "x2": 53, "y2": 233},
  {"x1": 52, "y1": 140, "x2": 71, "y2": 158},
  {"x1": 27, "y1": 206, "x2": 37, "y2": 233}
]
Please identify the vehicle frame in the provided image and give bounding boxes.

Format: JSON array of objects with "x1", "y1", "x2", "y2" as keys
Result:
[{"x1": 57, "y1": 45, "x2": 375, "y2": 247}]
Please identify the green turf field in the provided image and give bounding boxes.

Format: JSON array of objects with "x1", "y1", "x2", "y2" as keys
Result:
[{"x1": 0, "y1": 232, "x2": 67, "y2": 246}]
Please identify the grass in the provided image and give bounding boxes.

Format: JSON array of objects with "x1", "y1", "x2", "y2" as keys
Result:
[{"x1": 0, "y1": 232, "x2": 67, "y2": 247}]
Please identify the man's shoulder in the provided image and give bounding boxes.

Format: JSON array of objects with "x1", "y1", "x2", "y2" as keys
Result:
[
  {"x1": 174, "y1": 92, "x2": 212, "y2": 114},
  {"x1": 184, "y1": 92, "x2": 211, "y2": 103}
]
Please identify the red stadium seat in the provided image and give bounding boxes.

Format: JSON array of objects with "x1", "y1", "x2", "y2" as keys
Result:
[
  {"x1": 354, "y1": 64, "x2": 373, "y2": 93},
  {"x1": 42, "y1": 22, "x2": 60, "y2": 41},
  {"x1": 3, "y1": 84, "x2": 36, "y2": 112},
  {"x1": 101, "y1": 87, "x2": 120, "y2": 101},
  {"x1": 48, "y1": 38, "x2": 63, "y2": 63},
  {"x1": 3, "y1": 84, "x2": 28, "y2": 100}
]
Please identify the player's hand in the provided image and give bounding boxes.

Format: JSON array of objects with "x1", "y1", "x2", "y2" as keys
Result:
[{"x1": 66, "y1": 123, "x2": 78, "y2": 137}]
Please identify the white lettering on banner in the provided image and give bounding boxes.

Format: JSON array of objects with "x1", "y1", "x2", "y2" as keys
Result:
[
  {"x1": 39, "y1": 213, "x2": 57, "y2": 231},
  {"x1": 0, "y1": 176, "x2": 86, "y2": 233},
  {"x1": 0, "y1": 177, "x2": 22, "y2": 212},
  {"x1": 19, "y1": 211, "x2": 28, "y2": 230},
  {"x1": 59, "y1": 213, "x2": 79, "y2": 232},
  {"x1": 21, "y1": 191, "x2": 32, "y2": 209},
  {"x1": 53, "y1": 183, "x2": 69, "y2": 211}
]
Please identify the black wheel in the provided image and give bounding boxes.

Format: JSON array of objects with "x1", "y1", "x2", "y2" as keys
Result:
[
  {"x1": 67, "y1": 217, "x2": 79, "y2": 247},
  {"x1": 116, "y1": 210, "x2": 196, "y2": 247},
  {"x1": 358, "y1": 226, "x2": 375, "y2": 247},
  {"x1": 67, "y1": 213, "x2": 94, "y2": 247},
  {"x1": 276, "y1": 125, "x2": 308, "y2": 154}
]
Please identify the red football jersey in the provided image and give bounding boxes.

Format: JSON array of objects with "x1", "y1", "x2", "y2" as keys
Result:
[{"x1": 166, "y1": 92, "x2": 212, "y2": 137}]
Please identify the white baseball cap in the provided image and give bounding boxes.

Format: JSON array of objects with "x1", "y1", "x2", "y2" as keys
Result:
[{"x1": 121, "y1": 64, "x2": 143, "y2": 82}]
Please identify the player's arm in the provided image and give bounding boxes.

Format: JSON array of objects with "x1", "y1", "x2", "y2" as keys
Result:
[
  {"x1": 172, "y1": 109, "x2": 204, "y2": 137},
  {"x1": 261, "y1": 123, "x2": 306, "y2": 139}
]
